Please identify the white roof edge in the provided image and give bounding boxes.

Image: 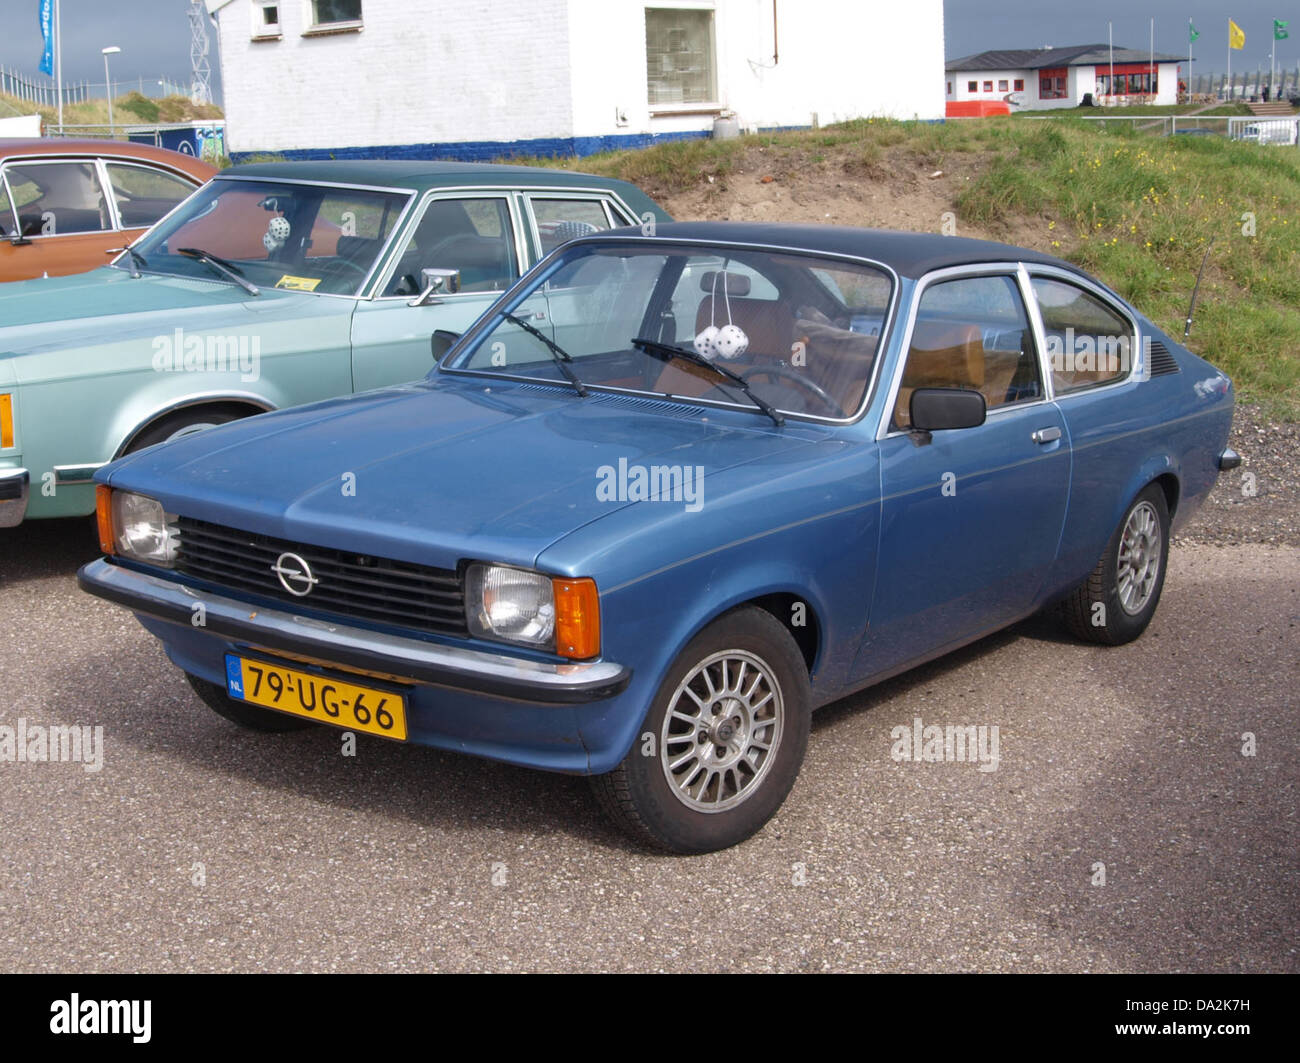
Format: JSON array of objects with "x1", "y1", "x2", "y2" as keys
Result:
[{"x1": 205, "y1": 0, "x2": 236, "y2": 15}]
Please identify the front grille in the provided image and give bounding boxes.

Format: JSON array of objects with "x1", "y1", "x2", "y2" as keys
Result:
[
  {"x1": 1147, "y1": 340, "x2": 1180, "y2": 377},
  {"x1": 175, "y1": 517, "x2": 467, "y2": 637}
]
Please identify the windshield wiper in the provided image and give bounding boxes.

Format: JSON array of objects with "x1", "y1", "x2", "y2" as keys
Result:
[
  {"x1": 502, "y1": 311, "x2": 587, "y2": 397},
  {"x1": 631, "y1": 336, "x2": 784, "y2": 427},
  {"x1": 177, "y1": 247, "x2": 260, "y2": 297},
  {"x1": 106, "y1": 245, "x2": 147, "y2": 278}
]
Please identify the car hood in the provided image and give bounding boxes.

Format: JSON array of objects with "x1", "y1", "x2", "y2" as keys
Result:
[
  {"x1": 101, "y1": 376, "x2": 824, "y2": 571},
  {"x1": 0, "y1": 267, "x2": 289, "y2": 353}
]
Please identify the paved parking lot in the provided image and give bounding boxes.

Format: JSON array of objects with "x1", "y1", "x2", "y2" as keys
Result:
[{"x1": 1, "y1": 516, "x2": 1295, "y2": 972}]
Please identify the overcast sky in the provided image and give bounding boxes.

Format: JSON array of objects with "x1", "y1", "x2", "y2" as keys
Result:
[{"x1": 0, "y1": 1, "x2": 1297, "y2": 103}]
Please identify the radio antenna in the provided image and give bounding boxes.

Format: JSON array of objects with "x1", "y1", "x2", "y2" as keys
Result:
[{"x1": 1184, "y1": 238, "x2": 1215, "y2": 339}]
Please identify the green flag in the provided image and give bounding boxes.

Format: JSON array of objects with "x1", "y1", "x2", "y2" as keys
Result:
[
  {"x1": 1190, "y1": 21, "x2": 1200, "y2": 43},
  {"x1": 1275, "y1": 19, "x2": 1290, "y2": 41}
]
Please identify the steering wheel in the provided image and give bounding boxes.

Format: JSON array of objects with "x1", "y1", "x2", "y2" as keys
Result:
[{"x1": 741, "y1": 364, "x2": 841, "y2": 415}]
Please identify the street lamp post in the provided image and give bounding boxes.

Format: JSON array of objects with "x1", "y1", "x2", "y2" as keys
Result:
[{"x1": 102, "y1": 46, "x2": 121, "y2": 135}]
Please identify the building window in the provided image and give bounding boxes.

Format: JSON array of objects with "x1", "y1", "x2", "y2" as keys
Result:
[
  {"x1": 998, "y1": 79, "x2": 1009, "y2": 92},
  {"x1": 982, "y1": 80, "x2": 993, "y2": 92},
  {"x1": 1039, "y1": 67, "x2": 1068, "y2": 99},
  {"x1": 1098, "y1": 70, "x2": 1157, "y2": 96},
  {"x1": 646, "y1": 8, "x2": 717, "y2": 107},
  {"x1": 1014, "y1": 78, "x2": 1024, "y2": 91},
  {"x1": 967, "y1": 80, "x2": 977, "y2": 92},
  {"x1": 252, "y1": 2, "x2": 280, "y2": 38},
  {"x1": 947, "y1": 81, "x2": 952, "y2": 95},
  {"x1": 310, "y1": 0, "x2": 362, "y2": 27}
]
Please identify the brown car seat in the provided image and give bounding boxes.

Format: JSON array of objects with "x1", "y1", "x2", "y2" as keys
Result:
[{"x1": 894, "y1": 322, "x2": 985, "y2": 428}]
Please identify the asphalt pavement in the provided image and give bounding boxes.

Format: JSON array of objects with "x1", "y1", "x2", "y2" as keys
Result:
[{"x1": 0, "y1": 517, "x2": 1296, "y2": 972}]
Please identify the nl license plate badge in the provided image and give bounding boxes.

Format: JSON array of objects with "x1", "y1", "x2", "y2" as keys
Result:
[{"x1": 224, "y1": 654, "x2": 409, "y2": 740}]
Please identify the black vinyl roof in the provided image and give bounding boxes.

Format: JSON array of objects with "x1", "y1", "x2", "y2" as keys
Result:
[{"x1": 591, "y1": 222, "x2": 1084, "y2": 281}]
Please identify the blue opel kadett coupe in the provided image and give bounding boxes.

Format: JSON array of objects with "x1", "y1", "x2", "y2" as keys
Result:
[{"x1": 79, "y1": 222, "x2": 1238, "y2": 853}]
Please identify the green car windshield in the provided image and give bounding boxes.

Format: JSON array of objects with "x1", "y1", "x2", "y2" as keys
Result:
[{"x1": 129, "y1": 178, "x2": 412, "y2": 296}]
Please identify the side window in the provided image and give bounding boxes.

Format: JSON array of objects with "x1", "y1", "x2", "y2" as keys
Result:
[
  {"x1": 1031, "y1": 276, "x2": 1133, "y2": 393},
  {"x1": 105, "y1": 163, "x2": 197, "y2": 229},
  {"x1": 0, "y1": 174, "x2": 16, "y2": 237},
  {"x1": 3, "y1": 162, "x2": 109, "y2": 236},
  {"x1": 894, "y1": 274, "x2": 1042, "y2": 429},
  {"x1": 382, "y1": 196, "x2": 516, "y2": 296},
  {"x1": 531, "y1": 197, "x2": 614, "y2": 256}
]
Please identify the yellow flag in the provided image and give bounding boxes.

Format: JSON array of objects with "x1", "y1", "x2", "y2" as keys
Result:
[{"x1": 1229, "y1": 19, "x2": 1246, "y2": 49}]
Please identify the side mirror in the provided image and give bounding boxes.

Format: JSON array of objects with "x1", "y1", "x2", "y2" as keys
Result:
[
  {"x1": 431, "y1": 329, "x2": 461, "y2": 361},
  {"x1": 909, "y1": 387, "x2": 986, "y2": 432},
  {"x1": 407, "y1": 267, "x2": 462, "y2": 307}
]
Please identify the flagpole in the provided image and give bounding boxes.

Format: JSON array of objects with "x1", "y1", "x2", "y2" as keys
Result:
[
  {"x1": 1227, "y1": 19, "x2": 1232, "y2": 100},
  {"x1": 1109, "y1": 22, "x2": 1114, "y2": 103},
  {"x1": 54, "y1": 0, "x2": 62, "y2": 134},
  {"x1": 1150, "y1": 17, "x2": 1154, "y2": 100},
  {"x1": 1189, "y1": 20, "x2": 1193, "y2": 97}
]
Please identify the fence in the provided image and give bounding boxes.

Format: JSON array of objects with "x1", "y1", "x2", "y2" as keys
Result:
[
  {"x1": 0, "y1": 65, "x2": 192, "y2": 110},
  {"x1": 1185, "y1": 69, "x2": 1300, "y2": 101},
  {"x1": 1013, "y1": 113, "x2": 1299, "y2": 145}
]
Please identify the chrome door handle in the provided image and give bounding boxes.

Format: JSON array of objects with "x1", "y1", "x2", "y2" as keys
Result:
[{"x1": 1032, "y1": 427, "x2": 1062, "y2": 444}]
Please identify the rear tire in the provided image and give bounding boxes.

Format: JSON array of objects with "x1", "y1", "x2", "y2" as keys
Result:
[
  {"x1": 591, "y1": 607, "x2": 811, "y2": 854},
  {"x1": 186, "y1": 673, "x2": 314, "y2": 733},
  {"x1": 1061, "y1": 484, "x2": 1170, "y2": 645}
]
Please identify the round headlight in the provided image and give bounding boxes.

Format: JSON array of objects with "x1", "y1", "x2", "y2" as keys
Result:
[
  {"x1": 465, "y1": 564, "x2": 555, "y2": 648},
  {"x1": 112, "y1": 491, "x2": 178, "y2": 566}
]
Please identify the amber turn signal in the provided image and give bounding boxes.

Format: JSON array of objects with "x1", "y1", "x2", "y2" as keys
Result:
[
  {"x1": 0, "y1": 394, "x2": 13, "y2": 449},
  {"x1": 552, "y1": 577, "x2": 600, "y2": 660},
  {"x1": 95, "y1": 485, "x2": 115, "y2": 556}
]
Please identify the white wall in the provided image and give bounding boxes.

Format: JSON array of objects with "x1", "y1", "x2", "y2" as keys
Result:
[
  {"x1": 947, "y1": 69, "x2": 1028, "y2": 104},
  {"x1": 211, "y1": 0, "x2": 574, "y2": 154},
  {"x1": 569, "y1": 0, "x2": 944, "y2": 140},
  {"x1": 212, "y1": 0, "x2": 945, "y2": 155}
]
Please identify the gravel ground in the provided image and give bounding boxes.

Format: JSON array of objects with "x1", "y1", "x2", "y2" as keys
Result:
[{"x1": 1178, "y1": 403, "x2": 1300, "y2": 547}]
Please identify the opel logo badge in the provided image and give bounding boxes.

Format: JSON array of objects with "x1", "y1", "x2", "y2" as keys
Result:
[{"x1": 271, "y1": 551, "x2": 319, "y2": 597}]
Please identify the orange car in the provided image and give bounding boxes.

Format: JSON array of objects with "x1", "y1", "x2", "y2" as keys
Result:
[{"x1": 0, "y1": 139, "x2": 216, "y2": 283}]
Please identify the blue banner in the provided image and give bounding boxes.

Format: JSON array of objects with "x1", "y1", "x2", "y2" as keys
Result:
[{"x1": 38, "y1": 0, "x2": 54, "y2": 77}]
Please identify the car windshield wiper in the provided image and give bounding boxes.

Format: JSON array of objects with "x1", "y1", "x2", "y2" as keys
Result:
[
  {"x1": 631, "y1": 336, "x2": 784, "y2": 427},
  {"x1": 106, "y1": 245, "x2": 147, "y2": 278},
  {"x1": 177, "y1": 247, "x2": 260, "y2": 297},
  {"x1": 501, "y1": 311, "x2": 587, "y2": 397}
]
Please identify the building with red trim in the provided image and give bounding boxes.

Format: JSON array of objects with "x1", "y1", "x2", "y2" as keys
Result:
[{"x1": 945, "y1": 44, "x2": 1182, "y2": 112}]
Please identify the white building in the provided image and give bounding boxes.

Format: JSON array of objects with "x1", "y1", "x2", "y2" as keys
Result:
[
  {"x1": 206, "y1": 0, "x2": 945, "y2": 159},
  {"x1": 946, "y1": 44, "x2": 1182, "y2": 112}
]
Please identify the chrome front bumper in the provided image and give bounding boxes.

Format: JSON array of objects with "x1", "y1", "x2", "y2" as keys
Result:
[
  {"x1": 0, "y1": 467, "x2": 29, "y2": 528},
  {"x1": 77, "y1": 558, "x2": 632, "y2": 704}
]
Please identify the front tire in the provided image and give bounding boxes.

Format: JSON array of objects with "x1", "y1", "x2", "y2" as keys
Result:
[
  {"x1": 186, "y1": 673, "x2": 314, "y2": 732},
  {"x1": 1062, "y1": 483, "x2": 1170, "y2": 645},
  {"x1": 591, "y1": 607, "x2": 811, "y2": 854},
  {"x1": 126, "y1": 408, "x2": 246, "y2": 454}
]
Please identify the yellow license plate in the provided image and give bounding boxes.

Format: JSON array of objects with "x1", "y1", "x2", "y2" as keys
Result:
[{"x1": 225, "y1": 654, "x2": 408, "y2": 740}]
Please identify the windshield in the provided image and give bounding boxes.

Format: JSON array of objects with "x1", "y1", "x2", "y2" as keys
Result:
[
  {"x1": 446, "y1": 242, "x2": 894, "y2": 420},
  {"x1": 129, "y1": 178, "x2": 412, "y2": 296}
]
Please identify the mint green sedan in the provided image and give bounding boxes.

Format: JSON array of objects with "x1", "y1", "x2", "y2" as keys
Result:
[{"x1": 0, "y1": 160, "x2": 667, "y2": 525}]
